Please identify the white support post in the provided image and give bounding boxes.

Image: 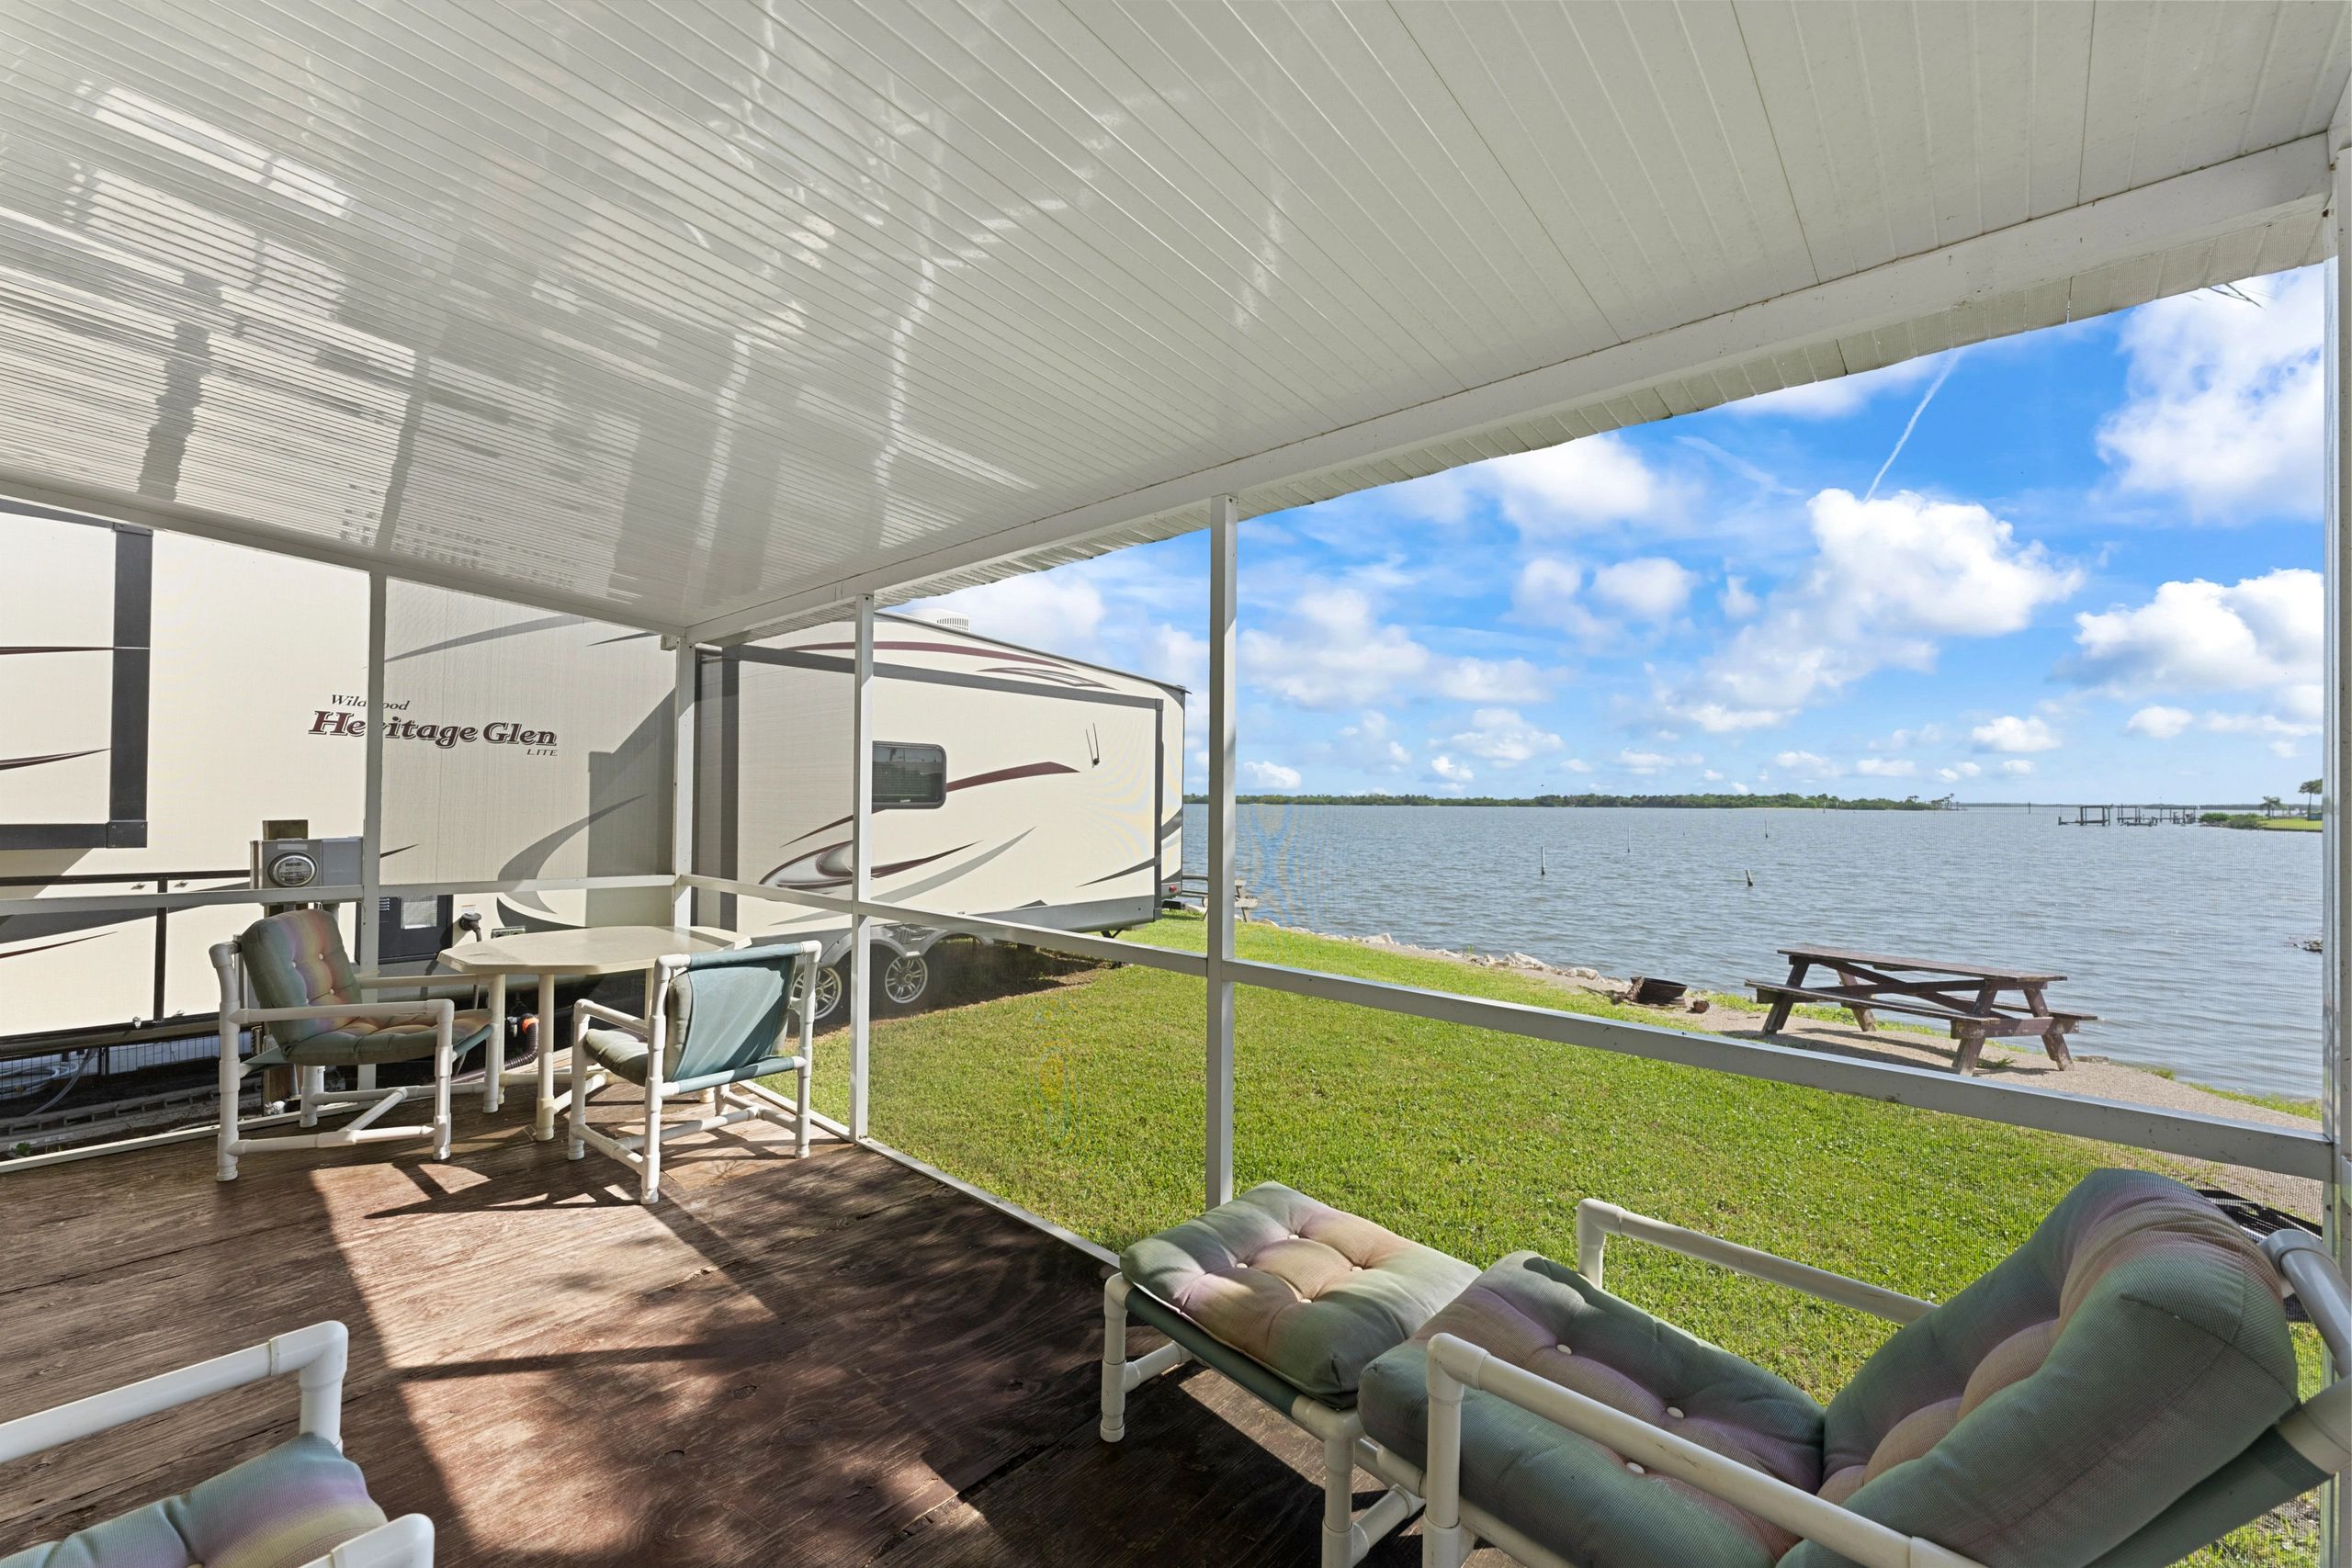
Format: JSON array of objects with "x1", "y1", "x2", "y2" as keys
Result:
[
  {"x1": 357, "y1": 570, "x2": 386, "y2": 971},
  {"x1": 1206, "y1": 495, "x2": 1238, "y2": 1210},
  {"x1": 671, "y1": 637, "x2": 696, "y2": 926},
  {"x1": 849, "y1": 593, "x2": 876, "y2": 1142},
  {"x1": 2324, "y1": 143, "x2": 2351, "y2": 1568}
]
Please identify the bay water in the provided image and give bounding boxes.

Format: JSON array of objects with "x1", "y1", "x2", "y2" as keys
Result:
[{"x1": 1183, "y1": 803, "x2": 2325, "y2": 1098}]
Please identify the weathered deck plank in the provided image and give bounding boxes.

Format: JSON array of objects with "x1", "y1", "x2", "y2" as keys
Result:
[{"x1": 0, "y1": 1102, "x2": 1487, "y2": 1563}]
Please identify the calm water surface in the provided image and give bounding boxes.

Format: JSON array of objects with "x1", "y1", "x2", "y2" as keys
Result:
[{"x1": 1184, "y1": 804, "x2": 2326, "y2": 1098}]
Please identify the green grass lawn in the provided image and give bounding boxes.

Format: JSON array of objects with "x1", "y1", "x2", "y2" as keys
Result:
[{"x1": 786, "y1": 915, "x2": 2320, "y2": 1565}]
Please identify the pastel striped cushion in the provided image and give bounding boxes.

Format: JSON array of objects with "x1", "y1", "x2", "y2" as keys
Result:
[
  {"x1": 238, "y1": 909, "x2": 360, "y2": 1045},
  {"x1": 1787, "y1": 1169, "x2": 2298, "y2": 1567},
  {"x1": 1360, "y1": 1253, "x2": 1824, "y2": 1568},
  {"x1": 1122, "y1": 1182, "x2": 1477, "y2": 1403},
  {"x1": 3, "y1": 1434, "x2": 386, "y2": 1568}
]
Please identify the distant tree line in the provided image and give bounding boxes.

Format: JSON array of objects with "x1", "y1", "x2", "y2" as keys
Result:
[{"x1": 1180, "y1": 791, "x2": 1942, "y2": 810}]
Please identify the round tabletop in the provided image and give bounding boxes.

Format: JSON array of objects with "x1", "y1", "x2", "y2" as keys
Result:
[{"x1": 436, "y1": 924, "x2": 744, "y2": 977}]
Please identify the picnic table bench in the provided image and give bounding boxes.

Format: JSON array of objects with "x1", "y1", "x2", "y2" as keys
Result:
[{"x1": 1750, "y1": 945, "x2": 2094, "y2": 1076}]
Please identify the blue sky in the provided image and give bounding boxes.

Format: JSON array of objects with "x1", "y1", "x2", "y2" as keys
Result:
[{"x1": 914, "y1": 264, "x2": 2327, "y2": 803}]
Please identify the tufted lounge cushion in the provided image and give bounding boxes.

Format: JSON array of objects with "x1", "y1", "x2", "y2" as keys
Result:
[
  {"x1": 238, "y1": 910, "x2": 491, "y2": 1066},
  {"x1": 1121, "y1": 1182, "x2": 1477, "y2": 1404},
  {"x1": 1361, "y1": 1252, "x2": 1824, "y2": 1568},
  {"x1": 1785, "y1": 1168, "x2": 2299, "y2": 1567},
  {"x1": 1, "y1": 1433, "x2": 386, "y2": 1568}
]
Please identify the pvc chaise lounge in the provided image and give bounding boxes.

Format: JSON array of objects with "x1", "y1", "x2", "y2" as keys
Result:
[
  {"x1": 1102, "y1": 1182, "x2": 1480, "y2": 1567},
  {"x1": 0, "y1": 1320, "x2": 433, "y2": 1567},
  {"x1": 1107, "y1": 1171, "x2": 2351, "y2": 1568},
  {"x1": 1365, "y1": 1169, "x2": 2349, "y2": 1568}
]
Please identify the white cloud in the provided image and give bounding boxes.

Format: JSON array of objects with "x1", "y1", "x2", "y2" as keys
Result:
[
  {"x1": 1953, "y1": 761, "x2": 1982, "y2": 778},
  {"x1": 1431, "y1": 656, "x2": 1550, "y2": 704},
  {"x1": 1971, "y1": 715, "x2": 2059, "y2": 753},
  {"x1": 1855, "y1": 757, "x2": 1917, "y2": 777},
  {"x1": 1771, "y1": 750, "x2": 1842, "y2": 779},
  {"x1": 1590, "y1": 558, "x2": 1697, "y2": 620},
  {"x1": 1335, "y1": 711, "x2": 1411, "y2": 773},
  {"x1": 1145, "y1": 624, "x2": 1206, "y2": 694},
  {"x1": 1615, "y1": 749, "x2": 1689, "y2": 775},
  {"x1": 1395, "y1": 434, "x2": 1679, "y2": 532},
  {"x1": 1672, "y1": 489, "x2": 2080, "y2": 730},
  {"x1": 1477, "y1": 434, "x2": 1665, "y2": 530},
  {"x1": 1725, "y1": 356, "x2": 1937, "y2": 420},
  {"x1": 1563, "y1": 758, "x2": 1594, "y2": 774},
  {"x1": 2000, "y1": 760, "x2": 2035, "y2": 776},
  {"x1": 1702, "y1": 769, "x2": 1724, "y2": 782},
  {"x1": 1240, "y1": 585, "x2": 1429, "y2": 709},
  {"x1": 1732, "y1": 782, "x2": 1751, "y2": 795},
  {"x1": 1444, "y1": 708, "x2": 1564, "y2": 767},
  {"x1": 2098, "y1": 269, "x2": 2324, "y2": 517},
  {"x1": 1677, "y1": 701, "x2": 1784, "y2": 735},
  {"x1": 1429, "y1": 754, "x2": 1475, "y2": 784},
  {"x1": 1936, "y1": 767, "x2": 1961, "y2": 782},
  {"x1": 1719, "y1": 574, "x2": 1759, "y2": 620},
  {"x1": 1244, "y1": 583, "x2": 1550, "y2": 710},
  {"x1": 1240, "y1": 760, "x2": 1301, "y2": 790},
  {"x1": 918, "y1": 570, "x2": 1104, "y2": 656},
  {"x1": 2202, "y1": 710, "x2": 2319, "y2": 739},
  {"x1": 2126, "y1": 705, "x2": 2194, "y2": 739},
  {"x1": 2069, "y1": 569, "x2": 2321, "y2": 700}
]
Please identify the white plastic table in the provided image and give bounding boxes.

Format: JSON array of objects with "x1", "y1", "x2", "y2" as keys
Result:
[{"x1": 436, "y1": 925, "x2": 744, "y2": 1140}]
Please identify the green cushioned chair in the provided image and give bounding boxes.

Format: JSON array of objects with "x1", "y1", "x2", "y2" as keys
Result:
[
  {"x1": 0, "y1": 1321, "x2": 433, "y2": 1568},
  {"x1": 567, "y1": 939, "x2": 822, "y2": 1202},
  {"x1": 1103, "y1": 1182, "x2": 1481, "y2": 1568},
  {"x1": 210, "y1": 910, "x2": 493, "y2": 1181},
  {"x1": 1370, "y1": 1170, "x2": 2351, "y2": 1568}
]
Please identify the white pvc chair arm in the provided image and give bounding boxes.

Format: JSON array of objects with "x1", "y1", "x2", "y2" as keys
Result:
[
  {"x1": 302, "y1": 1512, "x2": 435, "y2": 1568},
  {"x1": 350, "y1": 975, "x2": 477, "y2": 996},
  {"x1": 572, "y1": 998, "x2": 651, "y2": 1039},
  {"x1": 0, "y1": 1321, "x2": 350, "y2": 1464},
  {"x1": 1575, "y1": 1200, "x2": 1933, "y2": 1325},
  {"x1": 1422, "y1": 1333, "x2": 1982, "y2": 1568}
]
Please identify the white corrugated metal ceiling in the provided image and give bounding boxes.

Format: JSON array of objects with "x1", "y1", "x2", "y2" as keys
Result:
[{"x1": 0, "y1": 2, "x2": 2342, "y2": 636}]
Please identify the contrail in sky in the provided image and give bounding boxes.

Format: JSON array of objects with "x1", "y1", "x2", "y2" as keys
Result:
[{"x1": 1864, "y1": 350, "x2": 1962, "y2": 502}]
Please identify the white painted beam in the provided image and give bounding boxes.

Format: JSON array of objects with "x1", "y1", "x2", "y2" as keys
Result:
[
  {"x1": 688, "y1": 134, "x2": 2333, "y2": 645},
  {"x1": 1205, "y1": 495, "x2": 1238, "y2": 1210},
  {"x1": 357, "y1": 571, "x2": 386, "y2": 971},
  {"x1": 847, "y1": 593, "x2": 876, "y2": 1142},
  {"x1": 0, "y1": 467, "x2": 684, "y2": 637},
  {"x1": 671, "y1": 637, "x2": 697, "y2": 925}
]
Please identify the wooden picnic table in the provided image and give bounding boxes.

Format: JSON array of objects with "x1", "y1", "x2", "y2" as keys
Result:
[{"x1": 1750, "y1": 945, "x2": 2094, "y2": 1076}]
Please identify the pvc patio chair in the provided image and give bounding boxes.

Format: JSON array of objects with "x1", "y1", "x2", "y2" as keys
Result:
[
  {"x1": 1352, "y1": 1170, "x2": 2349, "y2": 1568},
  {"x1": 567, "y1": 939, "x2": 821, "y2": 1202},
  {"x1": 0, "y1": 1320, "x2": 434, "y2": 1567},
  {"x1": 210, "y1": 909, "x2": 493, "y2": 1181}
]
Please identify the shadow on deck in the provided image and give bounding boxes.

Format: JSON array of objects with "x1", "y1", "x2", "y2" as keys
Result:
[{"x1": 0, "y1": 1101, "x2": 1464, "y2": 1564}]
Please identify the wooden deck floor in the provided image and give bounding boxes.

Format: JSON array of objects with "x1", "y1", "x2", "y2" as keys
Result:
[{"x1": 0, "y1": 1100, "x2": 1468, "y2": 1565}]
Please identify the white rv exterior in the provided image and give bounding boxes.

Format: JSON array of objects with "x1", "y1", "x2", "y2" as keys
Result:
[
  {"x1": 0, "y1": 505, "x2": 674, "y2": 1044},
  {"x1": 695, "y1": 614, "x2": 1187, "y2": 1017},
  {"x1": 2, "y1": 506, "x2": 1183, "y2": 1044}
]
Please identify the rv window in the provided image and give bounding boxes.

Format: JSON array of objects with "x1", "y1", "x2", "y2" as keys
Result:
[{"x1": 873, "y1": 743, "x2": 945, "y2": 810}]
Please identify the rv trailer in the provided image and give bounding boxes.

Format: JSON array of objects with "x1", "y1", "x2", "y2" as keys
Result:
[
  {"x1": 696, "y1": 614, "x2": 1187, "y2": 1019},
  {"x1": 2, "y1": 507, "x2": 1184, "y2": 1085}
]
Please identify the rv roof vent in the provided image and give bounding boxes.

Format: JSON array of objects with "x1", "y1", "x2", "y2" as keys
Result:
[{"x1": 929, "y1": 613, "x2": 970, "y2": 633}]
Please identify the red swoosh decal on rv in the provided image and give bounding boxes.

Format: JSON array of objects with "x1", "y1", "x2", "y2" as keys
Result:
[
  {"x1": 0, "y1": 748, "x2": 107, "y2": 771},
  {"x1": 0, "y1": 932, "x2": 109, "y2": 960},
  {"x1": 759, "y1": 842, "x2": 978, "y2": 891},
  {"x1": 776, "y1": 761, "x2": 1080, "y2": 848}
]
